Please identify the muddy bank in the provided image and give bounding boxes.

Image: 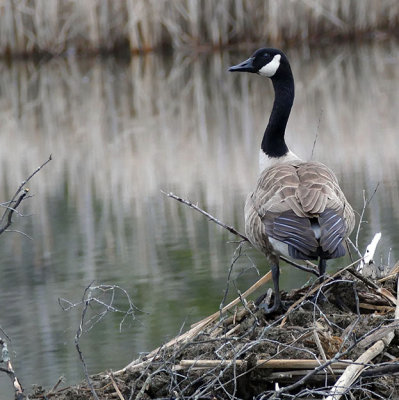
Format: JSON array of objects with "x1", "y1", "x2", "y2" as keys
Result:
[{"x1": 29, "y1": 263, "x2": 399, "y2": 400}]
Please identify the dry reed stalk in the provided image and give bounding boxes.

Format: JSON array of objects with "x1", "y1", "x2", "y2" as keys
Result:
[{"x1": 1, "y1": 0, "x2": 399, "y2": 56}]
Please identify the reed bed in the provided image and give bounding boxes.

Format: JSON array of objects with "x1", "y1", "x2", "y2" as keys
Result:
[{"x1": 1, "y1": 0, "x2": 398, "y2": 56}]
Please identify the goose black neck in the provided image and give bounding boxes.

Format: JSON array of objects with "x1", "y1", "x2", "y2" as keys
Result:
[{"x1": 261, "y1": 73, "x2": 295, "y2": 158}]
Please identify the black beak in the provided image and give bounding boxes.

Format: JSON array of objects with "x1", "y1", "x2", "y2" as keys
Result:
[{"x1": 228, "y1": 57, "x2": 256, "y2": 73}]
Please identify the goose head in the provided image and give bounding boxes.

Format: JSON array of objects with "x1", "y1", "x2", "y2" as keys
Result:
[{"x1": 228, "y1": 48, "x2": 291, "y2": 80}]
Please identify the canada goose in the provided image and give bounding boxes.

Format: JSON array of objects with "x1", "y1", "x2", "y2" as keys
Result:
[{"x1": 229, "y1": 48, "x2": 355, "y2": 313}]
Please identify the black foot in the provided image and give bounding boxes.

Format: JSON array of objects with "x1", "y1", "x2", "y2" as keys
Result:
[
  {"x1": 257, "y1": 290, "x2": 281, "y2": 314},
  {"x1": 259, "y1": 301, "x2": 280, "y2": 314},
  {"x1": 255, "y1": 292, "x2": 267, "y2": 307},
  {"x1": 257, "y1": 263, "x2": 281, "y2": 315}
]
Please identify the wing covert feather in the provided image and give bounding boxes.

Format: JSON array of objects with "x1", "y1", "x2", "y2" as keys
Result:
[{"x1": 245, "y1": 160, "x2": 355, "y2": 260}]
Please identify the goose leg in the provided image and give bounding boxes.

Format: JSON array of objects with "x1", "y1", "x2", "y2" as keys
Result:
[
  {"x1": 259, "y1": 263, "x2": 281, "y2": 314},
  {"x1": 318, "y1": 258, "x2": 327, "y2": 281},
  {"x1": 314, "y1": 258, "x2": 328, "y2": 304}
]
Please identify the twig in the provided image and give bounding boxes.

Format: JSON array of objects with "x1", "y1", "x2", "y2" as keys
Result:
[
  {"x1": 191, "y1": 270, "x2": 272, "y2": 329},
  {"x1": 355, "y1": 185, "x2": 379, "y2": 249},
  {"x1": 109, "y1": 372, "x2": 125, "y2": 400},
  {"x1": 280, "y1": 258, "x2": 362, "y2": 328},
  {"x1": 117, "y1": 270, "x2": 273, "y2": 375},
  {"x1": 313, "y1": 329, "x2": 336, "y2": 378},
  {"x1": 0, "y1": 155, "x2": 52, "y2": 236},
  {"x1": 219, "y1": 242, "x2": 246, "y2": 320},
  {"x1": 0, "y1": 337, "x2": 25, "y2": 399},
  {"x1": 348, "y1": 267, "x2": 397, "y2": 306},
  {"x1": 0, "y1": 189, "x2": 29, "y2": 235},
  {"x1": 348, "y1": 267, "x2": 380, "y2": 290},
  {"x1": 162, "y1": 191, "x2": 319, "y2": 276},
  {"x1": 359, "y1": 362, "x2": 399, "y2": 378},
  {"x1": 75, "y1": 284, "x2": 100, "y2": 400},
  {"x1": 325, "y1": 274, "x2": 399, "y2": 400},
  {"x1": 310, "y1": 108, "x2": 323, "y2": 160},
  {"x1": 48, "y1": 376, "x2": 64, "y2": 394},
  {"x1": 161, "y1": 191, "x2": 247, "y2": 240}
]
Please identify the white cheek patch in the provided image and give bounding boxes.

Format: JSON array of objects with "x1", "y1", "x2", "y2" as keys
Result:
[{"x1": 258, "y1": 54, "x2": 281, "y2": 77}]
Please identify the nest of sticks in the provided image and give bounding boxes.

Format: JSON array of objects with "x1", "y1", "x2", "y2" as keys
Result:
[
  {"x1": 30, "y1": 259, "x2": 399, "y2": 400},
  {"x1": 29, "y1": 194, "x2": 399, "y2": 399}
]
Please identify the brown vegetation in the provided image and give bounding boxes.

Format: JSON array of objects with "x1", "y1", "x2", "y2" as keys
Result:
[{"x1": 1, "y1": 0, "x2": 398, "y2": 57}]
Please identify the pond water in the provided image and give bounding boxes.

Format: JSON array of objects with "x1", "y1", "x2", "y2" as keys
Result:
[{"x1": 0, "y1": 41, "x2": 398, "y2": 395}]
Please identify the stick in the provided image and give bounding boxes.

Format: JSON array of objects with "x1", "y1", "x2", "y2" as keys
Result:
[
  {"x1": 355, "y1": 186, "x2": 379, "y2": 250},
  {"x1": 280, "y1": 258, "x2": 362, "y2": 328},
  {"x1": 358, "y1": 303, "x2": 394, "y2": 312},
  {"x1": 161, "y1": 191, "x2": 247, "y2": 240},
  {"x1": 178, "y1": 359, "x2": 351, "y2": 370},
  {"x1": 268, "y1": 369, "x2": 346, "y2": 380},
  {"x1": 0, "y1": 338, "x2": 25, "y2": 400},
  {"x1": 162, "y1": 191, "x2": 319, "y2": 276},
  {"x1": 325, "y1": 275, "x2": 399, "y2": 400},
  {"x1": 0, "y1": 155, "x2": 52, "y2": 235},
  {"x1": 313, "y1": 329, "x2": 336, "y2": 378},
  {"x1": 191, "y1": 270, "x2": 272, "y2": 328},
  {"x1": 109, "y1": 373, "x2": 125, "y2": 400},
  {"x1": 115, "y1": 271, "x2": 273, "y2": 375},
  {"x1": 75, "y1": 285, "x2": 100, "y2": 400}
]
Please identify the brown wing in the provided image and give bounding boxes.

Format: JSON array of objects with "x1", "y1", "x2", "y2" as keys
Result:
[{"x1": 246, "y1": 161, "x2": 355, "y2": 259}]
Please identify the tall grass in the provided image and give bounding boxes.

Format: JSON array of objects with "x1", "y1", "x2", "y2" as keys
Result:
[{"x1": 0, "y1": 0, "x2": 398, "y2": 56}]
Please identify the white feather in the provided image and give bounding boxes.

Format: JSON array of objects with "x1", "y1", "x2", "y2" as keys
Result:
[
  {"x1": 259, "y1": 149, "x2": 300, "y2": 172},
  {"x1": 258, "y1": 54, "x2": 281, "y2": 77},
  {"x1": 269, "y1": 237, "x2": 290, "y2": 258}
]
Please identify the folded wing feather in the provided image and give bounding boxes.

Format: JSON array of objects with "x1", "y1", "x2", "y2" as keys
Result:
[{"x1": 247, "y1": 161, "x2": 355, "y2": 260}]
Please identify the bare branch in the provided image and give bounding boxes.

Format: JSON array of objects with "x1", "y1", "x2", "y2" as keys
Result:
[
  {"x1": 355, "y1": 184, "x2": 379, "y2": 249},
  {"x1": 0, "y1": 155, "x2": 52, "y2": 237},
  {"x1": 74, "y1": 284, "x2": 100, "y2": 400},
  {"x1": 161, "y1": 191, "x2": 248, "y2": 241},
  {"x1": 0, "y1": 337, "x2": 25, "y2": 399},
  {"x1": 162, "y1": 191, "x2": 319, "y2": 276}
]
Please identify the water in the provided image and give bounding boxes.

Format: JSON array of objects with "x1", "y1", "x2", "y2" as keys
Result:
[{"x1": 0, "y1": 41, "x2": 398, "y2": 395}]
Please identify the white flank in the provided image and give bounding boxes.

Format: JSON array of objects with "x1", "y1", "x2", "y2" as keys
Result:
[
  {"x1": 269, "y1": 237, "x2": 290, "y2": 258},
  {"x1": 259, "y1": 149, "x2": 301, "y2": 172},
  {"x1": 258, "y1": 54, "x2": 281, "y2": 77}
]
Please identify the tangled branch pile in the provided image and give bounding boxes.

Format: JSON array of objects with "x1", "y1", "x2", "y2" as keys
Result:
[{"x1": 31, "y1": 261, "x2": 399, "y2": 400}]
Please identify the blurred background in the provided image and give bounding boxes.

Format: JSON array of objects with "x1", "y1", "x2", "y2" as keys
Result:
[{"x1": 0, "y1": 0, "x2": 398, "y2": 395}]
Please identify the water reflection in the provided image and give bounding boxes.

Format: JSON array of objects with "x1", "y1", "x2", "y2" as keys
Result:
[{"x1": 0, "y1": 41, "x2": 398, "y2": 393}]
